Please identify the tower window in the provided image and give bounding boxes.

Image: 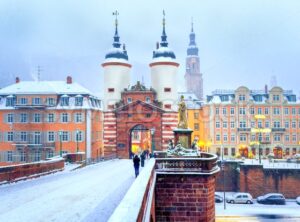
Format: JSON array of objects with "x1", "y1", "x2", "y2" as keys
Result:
[
  {"x1": 164, "y1": 104, "x2": 171, "y2": 109},
  {"x1": 164, "y1": 88, "x2": 171, "y2": 92},
  {"x1": 108, "y1": 88, "x2": 115, "y2": 92},
  {"x1": 127, "y1": 98, "x2": 132, "y2": 103}
]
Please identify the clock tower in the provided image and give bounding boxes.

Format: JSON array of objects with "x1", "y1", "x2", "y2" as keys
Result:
[{"x1": 184, "y1": 21, "x2": 203, "y2": 100}]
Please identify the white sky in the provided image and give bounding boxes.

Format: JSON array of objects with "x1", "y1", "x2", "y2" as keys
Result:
[{"x1": 0, "y1": 0, "x2": 299, "y2": 98}]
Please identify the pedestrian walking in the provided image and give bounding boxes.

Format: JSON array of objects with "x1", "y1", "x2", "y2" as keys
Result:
[
  {"x1": 133, "y1": 154, "x2": 140, "y2": 178},
  {"x1": 141, "y1": 151, "x2": 145, "y2": 167}
]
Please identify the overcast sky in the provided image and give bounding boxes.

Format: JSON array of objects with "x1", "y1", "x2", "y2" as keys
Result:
[{"x1": 0, "y1": 0, "x2": 299, "y2": 98}]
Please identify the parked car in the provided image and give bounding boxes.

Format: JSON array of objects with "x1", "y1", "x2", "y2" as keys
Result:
[
  {"x1": 226, "y1": 193, "x2": 253, "y2": 204},
  {"x1": 215, "y1": 193, "x2": 223, "y2": 203},
  {"x1": 296, "y1": 196, "x2": 300, "y2": 205},
  {"x1": 257, "y1": 193, "x2": 286, "y2": 205}
]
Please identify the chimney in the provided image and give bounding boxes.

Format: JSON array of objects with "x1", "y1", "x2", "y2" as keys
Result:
[
  {"x1": 16, "y1": 77, "x2": 20, "y2": 83},
  {"x1": 264, "y1": 84, "x2": 268, "y2": 94},
  {"x1": 66, "y1": 76, "x2": 72, "y2": 84},
  {"x1": 156, "y1": 42, "x2": 159, "y2": 49}
]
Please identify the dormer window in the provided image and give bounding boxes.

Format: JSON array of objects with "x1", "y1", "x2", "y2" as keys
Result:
[
  {"x1": 60, "y1": 95, "x2": 69, "y2": 106},
  {"x1": 6, "y1": 96, "x2": 15, "y2": 107},
  {"x1": 239, "y1": 95, "x2": 246, "y2": 101},
  {"x1": 47, "y1": 98, "x2": 55, "y2": 106},
  {"x1": 32, "y1": 97, "x2": 41, "y2": 105},
  {"x1": 127, "y1": 97, "x2": 132, "y2": 103},
  {"x1": 273, "y1": 95, "x2": 280, "y2": 101},
  {"x1": 19, "y1": 98, "x2": 28, "y2": 105},
  {"x1": 145, "y1": 97, "x2": 151, "y2": 103},
  {"x1": 75, "y1": 95, "x2": 83, "y2": 106}
]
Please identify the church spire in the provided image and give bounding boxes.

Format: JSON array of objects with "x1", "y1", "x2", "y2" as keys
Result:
[
  {"x1": 112, "y1": 10, "x2": 121, "y2": 48},
  {"x1": 160, "y1": 10, "x2": 168, "y2": 47},
  {"x1": 187, "y1": 18, "x2": 198, "y2": 56}
]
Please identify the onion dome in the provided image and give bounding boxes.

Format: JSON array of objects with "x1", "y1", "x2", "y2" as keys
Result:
[
  {"x1": 187, "y1": 19, "x2": 199, "y2": 56},
  {"x1": 152, "y1": 11, "x2": 176, "y2": 60},
  {"x1": 104, "y1": 11, "x2": 129, "y2": 61}
]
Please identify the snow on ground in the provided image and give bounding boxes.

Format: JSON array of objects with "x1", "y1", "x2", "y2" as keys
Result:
[{"x1": 0, "y1": 159, "x2": 139, "y2": 222}]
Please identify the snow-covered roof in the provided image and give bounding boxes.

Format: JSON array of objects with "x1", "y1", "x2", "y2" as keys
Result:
[
  {"x1": 102, "y1": 57, "x2": 131, "y2": 66},
  {"x1": 178, "y1": 92, "x2": 203, "y2": 109},
  {"x1": 0, "y1": 81, "x2": 93, "y2": 95}
]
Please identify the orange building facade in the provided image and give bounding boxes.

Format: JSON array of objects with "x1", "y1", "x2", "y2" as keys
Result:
[{"x1": 0, "y1": 77, "x2": 103, "y2": 164}]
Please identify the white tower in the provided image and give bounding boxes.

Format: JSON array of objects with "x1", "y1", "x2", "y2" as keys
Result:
[
  {"x1": 149, "y1": 11, "x2": 179, "y2": 111},
  {"x1": 102, "y1": 11, "x2": 131, "y2": 110}
]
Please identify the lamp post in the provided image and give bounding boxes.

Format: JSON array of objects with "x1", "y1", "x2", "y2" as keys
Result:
[
  {"x1": 76, "y1": 130, "x2": 79, "y2": 153},
  {"x1": 150, "y1": 128, "x2": 155, "y2": 154},
  {"x1": 59, "y1": 131, "x2": 62, "y2": 157}
]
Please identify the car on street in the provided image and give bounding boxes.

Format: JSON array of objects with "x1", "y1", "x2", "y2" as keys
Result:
[
  {"x1": 296, "y1": 196, "x2": 300, "y2": 205},
  {"x1": 257, "y1": 193, "x2": 286, "y2": 205},
  {"x1": 226, "y1": 193, "x2": 253, "y2": 204},
  {"x1": 215, "y1": 193, "x2": 223, "y2": 203}
]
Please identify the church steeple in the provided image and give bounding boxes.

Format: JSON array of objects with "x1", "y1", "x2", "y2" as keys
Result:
[
  {"x1": 105, "y1": 10, "x2": 129, "y2": 61},
  {"x1": 160, "y1": 10, "x2": 168, "y2": 47},
  {"x1": 187, "y1": 18, "x2": 198, "y2": 56}
]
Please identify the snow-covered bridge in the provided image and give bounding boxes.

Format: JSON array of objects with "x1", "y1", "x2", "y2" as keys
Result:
[{"x1": 0, "y1": 159, "x2": 135, "y2": 222}]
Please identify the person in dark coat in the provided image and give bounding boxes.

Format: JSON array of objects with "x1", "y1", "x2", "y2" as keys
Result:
[
  {"x1": 140, "y1": 151, "x2": 145, "y2": 167},
  {"x1": 133, "y1": 155, "x2": 140, "y2": 178}
]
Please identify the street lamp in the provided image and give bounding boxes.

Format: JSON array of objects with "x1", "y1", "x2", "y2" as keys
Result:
[
  {"x1": 150, "y1": 128, "x2": 155, "y2": 154},
  {"x1": 58, "y1": 130, "x2": 62, "y2": 157},
  {"x1": 76, "y1": 129, "x2": 80, "y2": 153}
]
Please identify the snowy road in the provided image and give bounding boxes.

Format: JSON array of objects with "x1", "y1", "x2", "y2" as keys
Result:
[{"x1": 0, "y1": 159, "x2": 136, "y2": 222}]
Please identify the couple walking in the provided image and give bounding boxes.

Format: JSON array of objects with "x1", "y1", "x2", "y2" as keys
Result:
[{"x1": 133, "y1": 152, "x2": 146, "y2": 178}]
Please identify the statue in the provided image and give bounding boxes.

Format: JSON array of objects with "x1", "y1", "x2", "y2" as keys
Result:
[
  {"x1": 178, "y1": 95, "x2": 188, "y2": 129},
  {"x1": 167, "y1": 142, "x2": 200, "y2": 157}
]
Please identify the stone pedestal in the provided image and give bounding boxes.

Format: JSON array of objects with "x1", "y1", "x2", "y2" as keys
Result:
[{"x1": 173, "y1": 128, "x2": 193, "y2": 148}]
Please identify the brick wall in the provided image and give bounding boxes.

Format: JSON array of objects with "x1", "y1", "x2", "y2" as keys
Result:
[
  {"x1": 0, "y1": 158, "x2": 64, "y2": 184},
  {"x1": 216, "y1": 161, "x2": 300, "y2": 198},
  {"x1": 155, "y1": 174, "x2": 216, "y2": 222}
]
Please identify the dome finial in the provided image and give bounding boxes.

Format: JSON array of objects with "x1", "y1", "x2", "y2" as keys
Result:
[
  {"x1": 160, "y1": 10, "x2": 168, "y2": 47},
  {"x1": 112, "y1": 10, "x2": 121, "y2": 48},
  {"x1": 191, "y1": 17, "x2": 194, "y2": 32}
]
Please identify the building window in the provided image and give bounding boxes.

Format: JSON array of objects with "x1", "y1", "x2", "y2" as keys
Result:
[
  {"x1": 231, "y1": 148, "x2": 236, "y2": 156},
  {"x1": 34, "y1": 113, "x2": 41, "y2": 123},
  {"x1": 240, "y1": 134, "x2": 247, "y2": 142},
  {"x1": 48, "y1": 113, "x2": 55, "y2": 123},
  {"x1": 20, "y1": 113, "x2": 27, "y2": 123},
  {"x1": 222, "y1": 108, "x2": 227, "y2": 115},
  {"x1": 250, "y1": 107, "x2": 255, "y2": 115},
  {"x1": 273, "y1": 121, "x2": 281, "y2": 128},
  {"x1": 284, "y1": 108, "x2": 289, "y2": 115},
  {"x1": 7, "y1": 113, "x2": 14, "y2": 123},
  {"x1": 127, "y1": 97, "x2": 132, "y2": 103},
  {"x1": 273, "y1": 107, "x2": 280, "y2": 115},
  {"x1": 75, "y1": 113, "x2": 82, "y2": 123},
  {"x1": 230, "y1": 121, "x2": 235, "y2": 128},
  {"x1": 32, "y1": 97, "x2": 41, "y2": 105},
  {"x1": 223, "y1": 134, "x2": 228, "y2": 142},
  {"x1": 34, "y1": 150, "x2": 41, "y2": 161},
  {"x1": 164, "y1": 104, "x2": 171, "y2": 109},
  {"x1": 145, "y1": 97, "x2": 151, "y2": 103},
  {"x1": 273, "y1": 95, "x2": 280, "y2": 101},
  {"x1": 47, "y1": 150, "x2": 54, "y2": 158},
  {"x1": 145, "y1": 113, "x2": 151, "y2": 118},
  {"x1": 224, "y1": 147, "x2": 228, "y2": 155},
  {"x1": 239, "y1": 95, "x2": 246, "y2": 101},
  {"x1": 230, "y1": 107, "x2": 235, "y2": 115},
  {"x1": 20, "y1": 151, "x2": 26, "y2": 162},
  {"x1": 285, "y1": 121, "x2": 289, "y2": 128},
  {"x1": 292, "y1": 134, "x2": 297, "y2": 142},
  {"x1": 7, "y1": 151, "x2": 13, "y2": 162},
  {"x1": 6, "y1": 97, "x2": 15, "y2": 106},
  {"x1": 20, "y1": 132, "x2": 27, "y2": 142},
  {"x1": 60, "y1": 96, "x2": 69, "y2": 106},
  {"x1": 76, "y1": 131, "x2": 83, "y2": 142},
  {"x1": 61, "y1": 113, "x2": 69, "y2": 123},
  {"x1": 231, "y1": 134, "x2": 235, "y2": 142},
  {"x1": 265, "y1": 108, "x2": 269, "y2": 115},
  {"x1": 19, "y1": 98, "x2": 28, "y2": 105},
  {"x1": 194, "y1": 123, "x2": 199, "y2": 130},
  {"x1": 239, "y1": 108, "x2": 246, "y2": 115},
  {"x1": 265, "y1": 121, "x2": 270, "y2": 128},
  {"x1": 48, "y1": 132, "x2": 55, "y2": 142},
  {"x1": 239, "y1": 121, "x2": 246, "y2": 128},
  {"x1": 7, "y1": 132, "x2": 14, "y2": 141},
  {"x1": 47, "y1": 98, "x2": 55, "y2": 106},
  {"x1": 216, "y1": 134, "x2": 220, "y2": 142},
  {"x1": 194, "y1": 112, "x2": 199, "y2": 119},
  {"x1": 251, "y1": 134, "x2": 256, "y2": 141},
  {"x1": 164, "y1": 88, "x2": 171, "y2": 92},
  {"x1": 250, "y1": 121, "x2": 255, "y2": 128},
  {"x1": 75, "y1": 96, "x2": 83, "y2": 106},
  {"x1": 128, "y1": 114, "x2": 132, "y2": 118},
  {"x1": 258, "y1": 120, "x2": 262, "y2": 128},
  {"x1": 108, "y1": 88, "x2": 115, "y2": 92},
  {"x1": 274, "y1": 134, "x2": 281, "y2": 142},
  {"x1": 215, "y1": 108, "x2": 219, "y2": 115},
  {"x1": 258, "y1": 108, "x2": 262, "y2": 114},
  {"x1": 223, "y1": 121, "x2": 227, "y2": 128},
  {"x1": 34, "y1": 132, "x2": 41, "y2": 144},
  {"x1": 265, "y1": 134, "x2": 270, "y2": 142},
  {"x1": 292, "y1": 108, "x2": 296, "y2": 115},
  {"x1": 285, "y1": 134, "x2": 290, "y2": 142},
  {"x1": 216, "y1": 121, "x2": 220, "y2": 128},
  {"x1": 60, "y1": 131, "x2": 69, "y2": 142},
  {"x1": 292, "y1": 121, "x2": 296, "y2": 128}
]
